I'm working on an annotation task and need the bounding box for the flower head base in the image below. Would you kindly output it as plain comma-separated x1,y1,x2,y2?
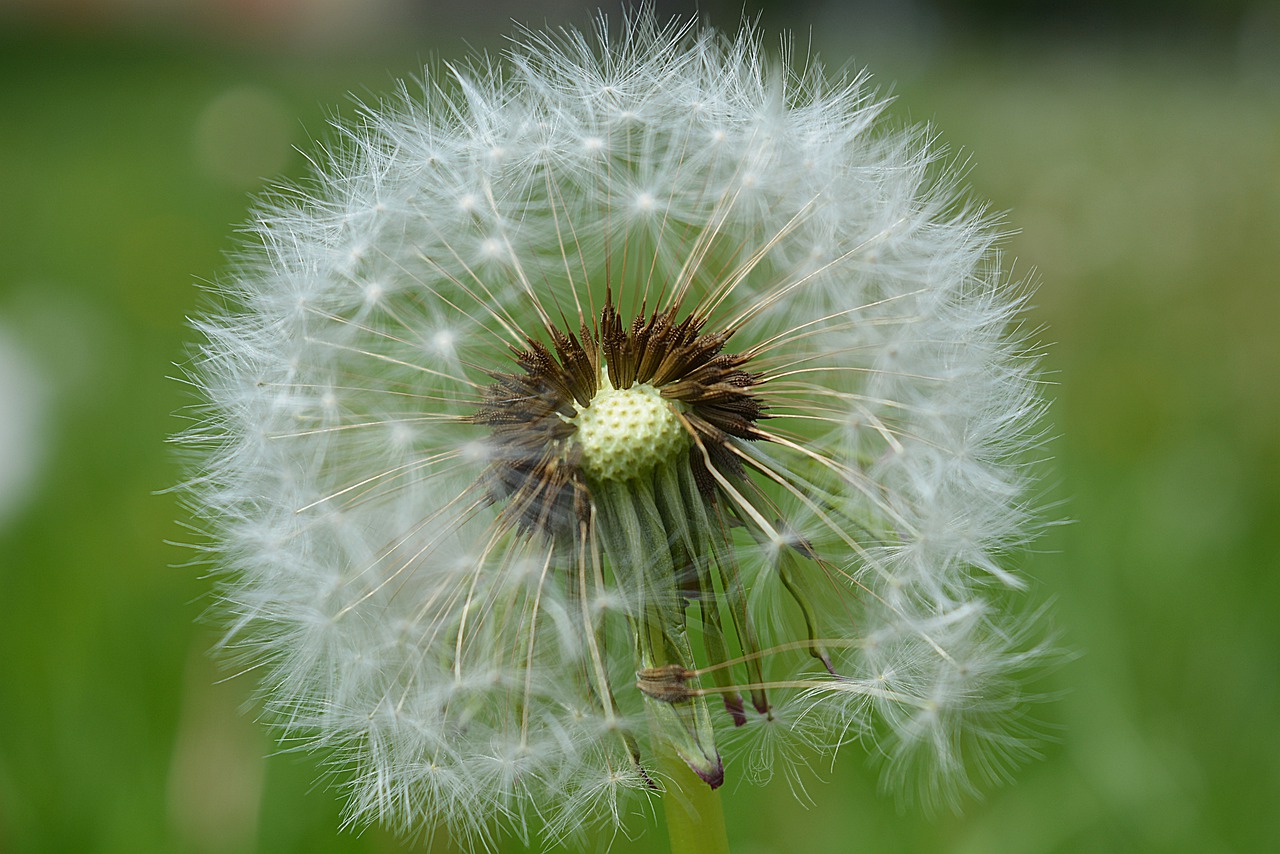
469,291,783,785
469,293,766,541
571,375,688,483
182,10,1050,848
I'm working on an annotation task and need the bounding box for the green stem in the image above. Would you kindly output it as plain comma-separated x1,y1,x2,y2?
655,725,732,854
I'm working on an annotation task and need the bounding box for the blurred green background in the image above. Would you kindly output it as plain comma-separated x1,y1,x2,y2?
1,1,1278,852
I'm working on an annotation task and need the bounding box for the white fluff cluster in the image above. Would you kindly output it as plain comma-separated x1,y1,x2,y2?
182,11,1049,848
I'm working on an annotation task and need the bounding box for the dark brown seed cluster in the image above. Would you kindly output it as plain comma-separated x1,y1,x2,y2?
468,292,769,538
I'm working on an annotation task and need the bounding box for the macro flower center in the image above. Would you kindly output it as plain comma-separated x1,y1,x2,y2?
571,374,689,483
468,291,769,539
464,294,785,785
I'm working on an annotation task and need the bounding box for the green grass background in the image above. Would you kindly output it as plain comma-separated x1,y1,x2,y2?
1,13,1278,854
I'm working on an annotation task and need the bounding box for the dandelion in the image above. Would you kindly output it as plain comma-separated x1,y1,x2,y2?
181,10,1050,852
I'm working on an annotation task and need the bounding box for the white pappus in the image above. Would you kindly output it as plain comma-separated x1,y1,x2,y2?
179,9,1053,850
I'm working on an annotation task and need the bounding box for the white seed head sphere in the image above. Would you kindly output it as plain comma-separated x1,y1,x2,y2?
181,10,1051,849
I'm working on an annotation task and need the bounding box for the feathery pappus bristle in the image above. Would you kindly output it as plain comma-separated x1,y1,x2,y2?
179,7,1053,848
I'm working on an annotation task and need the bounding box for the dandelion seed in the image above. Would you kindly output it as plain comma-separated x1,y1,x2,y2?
181,9,1051,849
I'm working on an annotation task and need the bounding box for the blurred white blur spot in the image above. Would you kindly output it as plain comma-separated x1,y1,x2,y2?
0,326,48,530
195,87,292,189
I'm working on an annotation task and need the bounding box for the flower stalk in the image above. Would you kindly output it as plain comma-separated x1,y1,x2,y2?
655,720,732,854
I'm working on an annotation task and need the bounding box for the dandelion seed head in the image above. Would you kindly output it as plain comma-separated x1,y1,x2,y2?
180,8,1053,848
